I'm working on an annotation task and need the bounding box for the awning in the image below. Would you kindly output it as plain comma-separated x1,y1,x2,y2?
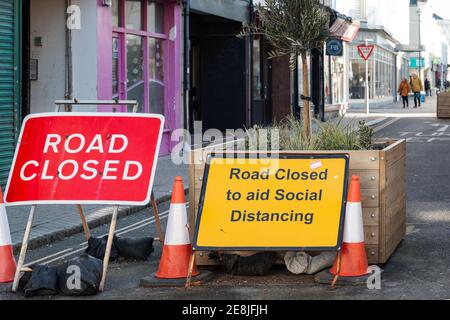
323,7,360,43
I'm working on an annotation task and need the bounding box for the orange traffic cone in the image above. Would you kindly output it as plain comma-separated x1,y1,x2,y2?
330,175,369,277
155,176,199,279
0,187,16,283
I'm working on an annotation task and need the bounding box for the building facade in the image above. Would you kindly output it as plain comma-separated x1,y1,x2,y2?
409,0,449,91
27,0,183,157
0,0,256,187
253,0,360,122
334,0,411,109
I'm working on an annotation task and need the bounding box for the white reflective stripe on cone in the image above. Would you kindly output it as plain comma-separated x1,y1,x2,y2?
164,203,191,246
0,204,12,246
343,202,365,244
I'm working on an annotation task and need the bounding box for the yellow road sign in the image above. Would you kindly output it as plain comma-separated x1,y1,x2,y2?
193,154,350,251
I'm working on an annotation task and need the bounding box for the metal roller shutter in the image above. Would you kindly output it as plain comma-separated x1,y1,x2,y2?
0,0,21,187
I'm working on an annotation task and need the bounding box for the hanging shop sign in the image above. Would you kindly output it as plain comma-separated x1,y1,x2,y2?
326,39,344,57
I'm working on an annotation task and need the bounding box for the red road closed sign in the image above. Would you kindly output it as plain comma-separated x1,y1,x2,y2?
4,113,164,206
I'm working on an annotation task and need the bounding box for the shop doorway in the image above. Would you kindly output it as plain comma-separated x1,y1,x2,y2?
189,13,247,133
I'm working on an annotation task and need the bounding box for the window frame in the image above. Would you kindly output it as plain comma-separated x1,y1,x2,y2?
112,0,169,119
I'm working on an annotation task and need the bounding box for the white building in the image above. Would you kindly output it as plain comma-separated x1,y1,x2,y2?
409,0,449,90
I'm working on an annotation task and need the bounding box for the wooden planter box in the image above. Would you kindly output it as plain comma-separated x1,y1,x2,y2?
437,92,450,119
188,139,406,265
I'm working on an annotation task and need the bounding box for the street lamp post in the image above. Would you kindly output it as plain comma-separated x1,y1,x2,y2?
363,39,374,115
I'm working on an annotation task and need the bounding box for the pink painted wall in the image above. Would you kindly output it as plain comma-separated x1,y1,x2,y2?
97,0,113,110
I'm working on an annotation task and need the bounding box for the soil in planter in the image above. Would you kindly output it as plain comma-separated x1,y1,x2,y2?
372,142,390,150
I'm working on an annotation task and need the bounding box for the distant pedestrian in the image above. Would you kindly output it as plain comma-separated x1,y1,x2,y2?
398,78,410,108
425,78,432,97
411,73,424,108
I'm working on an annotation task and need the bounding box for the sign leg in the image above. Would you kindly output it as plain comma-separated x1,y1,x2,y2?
12,205,37,292
76,204,91,240
184,252,196,289
99,205,119,292
151,192,164,243
331,250,342,287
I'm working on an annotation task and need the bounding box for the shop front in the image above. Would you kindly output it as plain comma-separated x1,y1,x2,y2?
349,44,398,103
187,0,251,133
97,0,182,156
314,8,359,120
347,27,406,109
323,41,348,116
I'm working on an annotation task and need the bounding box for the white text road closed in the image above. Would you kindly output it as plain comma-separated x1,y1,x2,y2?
20,134,142,181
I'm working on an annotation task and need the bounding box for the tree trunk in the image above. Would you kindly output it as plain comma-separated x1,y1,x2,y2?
301,52,311,138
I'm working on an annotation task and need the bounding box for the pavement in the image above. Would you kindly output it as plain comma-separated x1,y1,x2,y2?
346,94,437,117
6,155,188,252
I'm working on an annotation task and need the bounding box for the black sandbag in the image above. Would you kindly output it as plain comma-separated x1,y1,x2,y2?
220,252,277,276
114,237,154,261
20,264,59,298
86,235,119,261
57,254,103,296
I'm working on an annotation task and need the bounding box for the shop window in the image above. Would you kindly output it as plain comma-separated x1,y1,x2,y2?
112,0,168,114
349,44,396,100
112,0,121,27
148,1,164,33
331,56,345,104
253,38,262,100
112,37,120,95
125,0,143,30
349,60,373,100
149,38,164,114
126,35,144,112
